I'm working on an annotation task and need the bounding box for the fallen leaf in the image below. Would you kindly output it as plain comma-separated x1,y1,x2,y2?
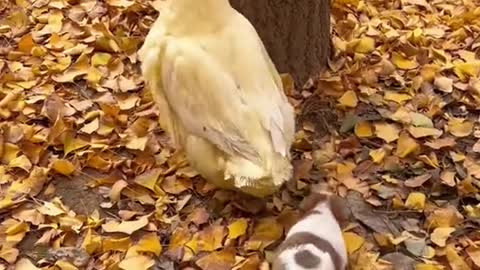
119,255,154,270
395,132,419,158
448,118,473,137
102,216,149,235
338,90,358,108
445,244,472,270
375,123,400,143
110,180,128,202
392,52,418,69
343,232,365,254
196,248,236,270
136,232,162,256
134,168,162,191
51,159,76,176
404,174,431,188
15,258,41,270
434,76,453,93
355,121,373,137
228,218,249,240
405,192,426,211
245,217,283,251
430,227,455,247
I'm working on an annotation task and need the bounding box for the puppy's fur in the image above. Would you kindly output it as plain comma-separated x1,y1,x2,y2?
272,184,349,270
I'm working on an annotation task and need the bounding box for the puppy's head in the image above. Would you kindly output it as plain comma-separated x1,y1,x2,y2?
300,183,351,226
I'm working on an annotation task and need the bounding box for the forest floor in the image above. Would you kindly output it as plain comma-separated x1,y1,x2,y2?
1,0,480,269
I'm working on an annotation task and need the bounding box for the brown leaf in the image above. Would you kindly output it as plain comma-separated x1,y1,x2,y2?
404,173,431,188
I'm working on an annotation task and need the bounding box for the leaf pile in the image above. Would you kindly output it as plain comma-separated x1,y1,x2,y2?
2,0,480,269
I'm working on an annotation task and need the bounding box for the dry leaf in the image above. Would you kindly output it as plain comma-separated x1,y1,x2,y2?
102,216,149,235
196,248,236,270
405,192,426,211
430,227,455,247
343,232,365,254
338,90,358,108
228,218,249,240
375,123,400,143
51,159,76,176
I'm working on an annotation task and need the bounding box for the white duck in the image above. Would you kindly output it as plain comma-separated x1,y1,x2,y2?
138,0,295,198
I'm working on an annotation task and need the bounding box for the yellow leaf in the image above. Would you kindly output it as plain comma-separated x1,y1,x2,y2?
196,225,226,252
430,227,455,247
55,260,77,270
51,159,76,176
420,65,441,82
37,200,66,216
2,143,20,164
392,52,418,69
102,215,149,235
448,118,473,137
405,192,426,211
228,218,248,240
408,126,442,138
63,135,89,155
52,53,89,83
196,248,236,270
161,175,192,194
82,228,102,255
440,170,456,187
103,237,132,252
369,148,386,164
426,207,464,229
338,90,358,108
167,227,192,258
46,10,63,33
375,123,399,143
353,37,375,53
245,217,283,251
86,67,103,84
343,232,364,254
86,154,111,171
384,91,412,104
134,168,162,191
80,118,99,134
92,53,112,66
110,180,128,202
15,258,41,270
466,246,480,268
136,232,162,256
119,255,154,270
18,33,35,54
9,155,32,171
0,247,18,264
395,132,419,158
354,121,373,138
415,263,445,270
107,0,136,8
434,76,453,93
125,136,148,151
445,244,472,270
454,61,480,81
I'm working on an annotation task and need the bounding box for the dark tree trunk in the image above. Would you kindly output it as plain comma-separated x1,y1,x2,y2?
230,0,331,85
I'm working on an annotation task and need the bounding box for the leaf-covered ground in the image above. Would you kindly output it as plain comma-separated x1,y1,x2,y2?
1,0,480,269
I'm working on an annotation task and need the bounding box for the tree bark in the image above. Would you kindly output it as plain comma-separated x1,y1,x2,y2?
230,0,331,85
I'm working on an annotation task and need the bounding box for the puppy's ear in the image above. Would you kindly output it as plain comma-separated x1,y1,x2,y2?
300,192,328,212
328,195,351,227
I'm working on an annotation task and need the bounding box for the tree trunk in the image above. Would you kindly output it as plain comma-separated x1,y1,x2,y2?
230,0,331,85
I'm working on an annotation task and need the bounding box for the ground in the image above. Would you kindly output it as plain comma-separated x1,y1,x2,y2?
1,0,480,269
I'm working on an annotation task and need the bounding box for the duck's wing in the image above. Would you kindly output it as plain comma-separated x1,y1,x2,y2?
160,39,262,164
138,19,187,144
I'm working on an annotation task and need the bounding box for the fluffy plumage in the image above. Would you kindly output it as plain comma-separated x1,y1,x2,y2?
138,0,295,197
